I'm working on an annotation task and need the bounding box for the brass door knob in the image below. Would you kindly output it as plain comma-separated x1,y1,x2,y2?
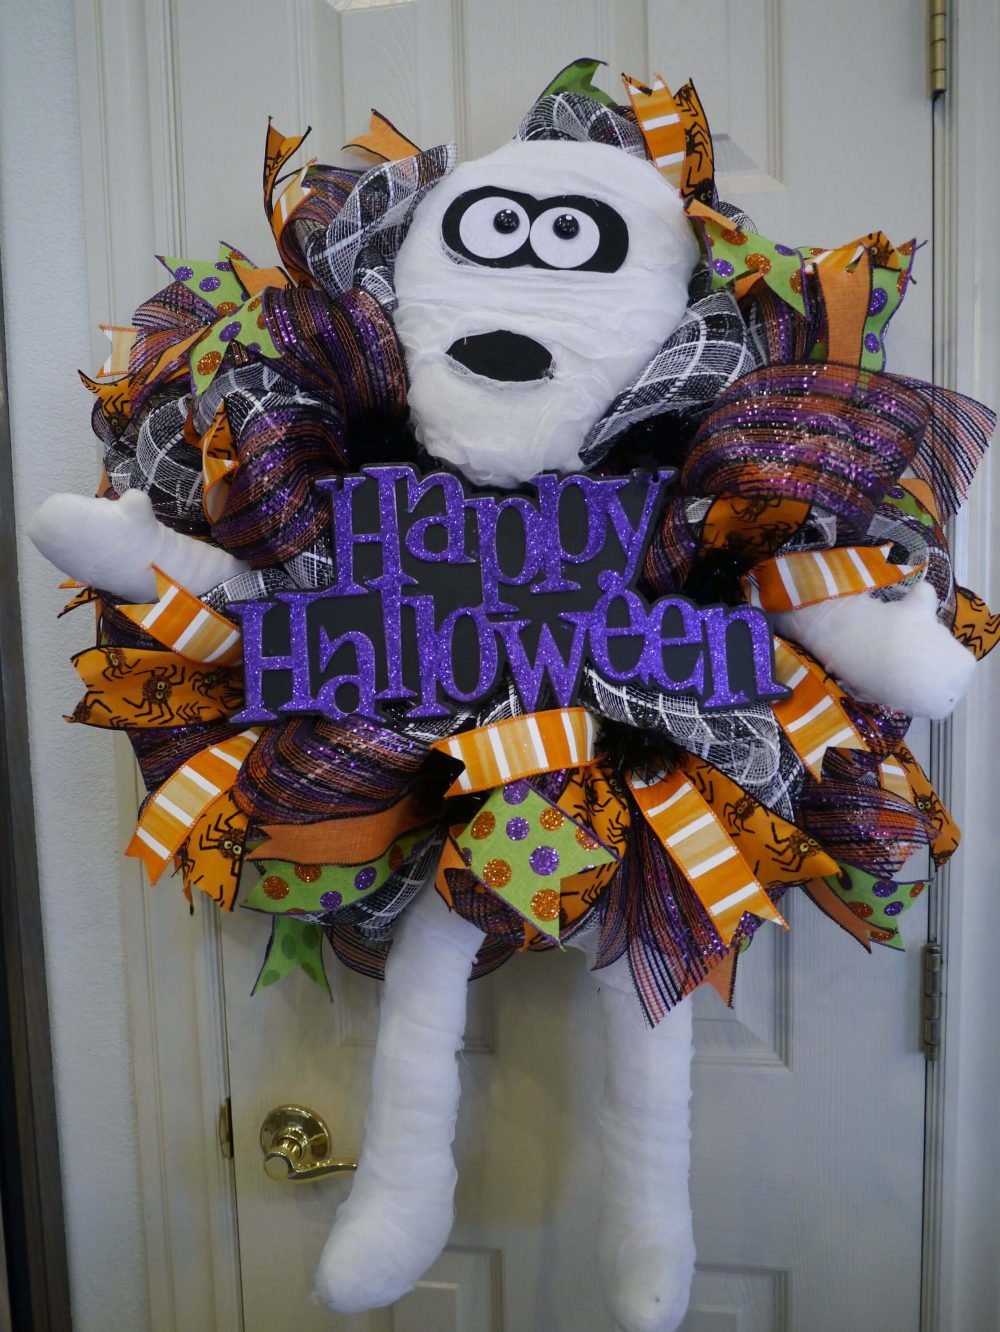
260,1104,358,1182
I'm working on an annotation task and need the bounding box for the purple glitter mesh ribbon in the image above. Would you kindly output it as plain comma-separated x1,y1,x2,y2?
593,795,778,1025
210,287,407,566
682,364,928,539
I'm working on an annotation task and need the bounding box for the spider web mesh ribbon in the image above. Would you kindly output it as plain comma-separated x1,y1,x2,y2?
516,91,647,156
285,146,457,310
579,283,758,466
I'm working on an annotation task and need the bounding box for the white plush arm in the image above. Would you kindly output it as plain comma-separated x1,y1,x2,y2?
314,883,485,1314
28,489,249,602
775,580,975,719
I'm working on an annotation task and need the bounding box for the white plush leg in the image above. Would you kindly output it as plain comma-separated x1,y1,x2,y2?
776,581,975,719
28,490,249,602
595,961,695,1332
314,883,485,1314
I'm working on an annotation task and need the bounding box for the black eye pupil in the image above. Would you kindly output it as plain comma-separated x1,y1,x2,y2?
553,213,580,239
493,209,520,234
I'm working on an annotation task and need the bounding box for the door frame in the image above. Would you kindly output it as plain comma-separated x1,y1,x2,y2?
72,3,1000,1329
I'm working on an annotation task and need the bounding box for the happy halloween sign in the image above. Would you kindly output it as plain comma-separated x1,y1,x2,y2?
230,465,787,724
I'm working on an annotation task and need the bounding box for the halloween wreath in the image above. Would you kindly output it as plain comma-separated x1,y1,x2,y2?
30,58,998,1332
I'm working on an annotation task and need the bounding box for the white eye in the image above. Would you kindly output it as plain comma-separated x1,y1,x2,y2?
530,207,601,269
457,195,531,260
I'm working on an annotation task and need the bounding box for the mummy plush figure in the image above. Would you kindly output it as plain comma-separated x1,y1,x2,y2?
29,69,993,1332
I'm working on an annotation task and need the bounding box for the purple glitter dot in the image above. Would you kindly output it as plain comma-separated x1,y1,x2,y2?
872,881,897,898
529,846,560,876
884,901,904,917
868,288,888,316
864,332,881,353
246,342,261,354
219,321,241,343
199,275,222,292
503,781,529,805
460,847,473,866
712,258,735,277
174,265,194,281
774,244,796,256
506,817,530,841
215,260,232,272
320,890,342,911
354,866,377,891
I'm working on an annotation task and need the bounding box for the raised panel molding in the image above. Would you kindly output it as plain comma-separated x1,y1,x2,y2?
692,910,790,1068
646,0,786,192
682,1265,789,1332
392,1247,503,1331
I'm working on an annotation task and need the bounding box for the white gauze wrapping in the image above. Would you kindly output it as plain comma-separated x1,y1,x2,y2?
776,581,976,719
595,960,696,1332
27,489,250,601
393,139,698,487
314,883,486,1314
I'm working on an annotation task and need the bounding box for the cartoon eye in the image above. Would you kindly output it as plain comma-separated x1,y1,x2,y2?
456,195,531,260
530,207,602,269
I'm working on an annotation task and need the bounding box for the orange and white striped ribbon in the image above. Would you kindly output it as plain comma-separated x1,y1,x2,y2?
743,544,924,612
126,727,261,882
120,568,242,666
97,324,137,378
622,74,686,186
431,708,597,796
627,769,786,943
771,637,866,778
879,757,912,801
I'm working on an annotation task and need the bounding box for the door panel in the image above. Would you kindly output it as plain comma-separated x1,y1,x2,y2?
140,1,934,1327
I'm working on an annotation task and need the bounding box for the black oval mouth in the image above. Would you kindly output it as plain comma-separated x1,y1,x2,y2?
446,330,553,383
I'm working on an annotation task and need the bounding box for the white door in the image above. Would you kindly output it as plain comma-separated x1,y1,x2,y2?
91,2,937,1329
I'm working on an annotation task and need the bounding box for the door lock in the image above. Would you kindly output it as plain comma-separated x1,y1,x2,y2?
259,1104,358,1182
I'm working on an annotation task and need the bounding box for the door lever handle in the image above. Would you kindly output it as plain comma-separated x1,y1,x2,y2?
260,1104,358,1182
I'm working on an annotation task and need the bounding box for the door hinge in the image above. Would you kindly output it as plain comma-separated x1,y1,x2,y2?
929,0,948,97
922,943,943,1061
218,1097,234,1159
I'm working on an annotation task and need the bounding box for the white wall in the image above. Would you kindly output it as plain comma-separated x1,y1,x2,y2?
0,0,150,1327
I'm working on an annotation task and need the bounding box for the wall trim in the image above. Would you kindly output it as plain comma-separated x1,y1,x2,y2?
923,1,1000,1328
0,257,72,1332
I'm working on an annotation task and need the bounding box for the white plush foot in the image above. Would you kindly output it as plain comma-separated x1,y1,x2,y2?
776,580,976,719
315,1184,455,1313
603,1232,696,1332
595,972,696,1332
28,489,249,602
313,884,485,1314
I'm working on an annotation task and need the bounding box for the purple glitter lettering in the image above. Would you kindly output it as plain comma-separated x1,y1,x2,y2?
701,606,787,709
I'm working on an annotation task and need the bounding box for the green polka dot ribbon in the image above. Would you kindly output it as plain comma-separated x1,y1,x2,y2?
824,863,926,949
158,244,283,394
882,488,937,528
253,915,329,995
690,215,809,316
452,783,617,942
245,826,431,918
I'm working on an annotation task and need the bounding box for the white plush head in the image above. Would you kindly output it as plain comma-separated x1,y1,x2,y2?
393,139,699,487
